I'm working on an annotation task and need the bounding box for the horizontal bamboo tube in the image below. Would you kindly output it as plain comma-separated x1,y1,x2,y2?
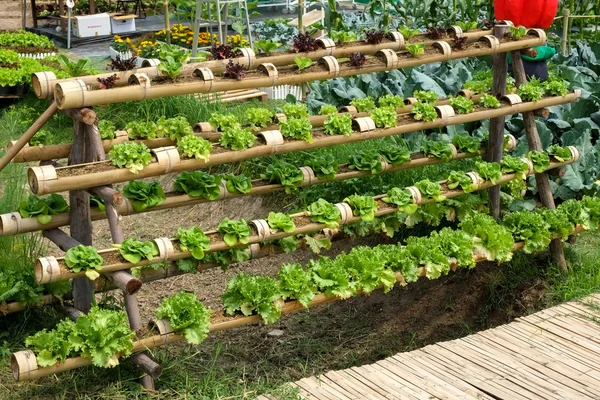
4,138,511,236
9,93,484,164
55,33,545,109
33,28,493,99
16,225,587,382
29,91,581,196
33,157,576,284
0,294,56,315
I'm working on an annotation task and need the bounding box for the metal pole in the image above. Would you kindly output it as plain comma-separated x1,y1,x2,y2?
562,8,570,56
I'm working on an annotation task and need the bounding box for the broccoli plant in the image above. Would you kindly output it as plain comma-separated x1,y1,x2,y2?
65,245,103,280
177,135,212,160
309,154,339,180
217,218,251,246
448,96,474,114
219,126,257,150
123,180,166,212
371,106,397,128
280,117,313,143
323,113,353,136
479,94,501,109
174,171,222,200
411,102,437,122
108,142,153,174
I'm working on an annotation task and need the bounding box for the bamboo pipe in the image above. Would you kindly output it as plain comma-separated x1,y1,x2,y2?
0,102,58,173
3,139,511,236
33,29,494,99
15,224,588,382
9,92,484,164
54,33,546,109
29,91,581,196
34,157,577,284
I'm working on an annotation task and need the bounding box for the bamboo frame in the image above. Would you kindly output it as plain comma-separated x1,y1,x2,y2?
14,223,589,382
32,28,494,100
2,137,517,236
28,91,581,196
33,156,577,285
54,32,546,109
9,93,485,164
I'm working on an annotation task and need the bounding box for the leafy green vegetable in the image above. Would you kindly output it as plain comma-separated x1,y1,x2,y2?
125,121,157,140
527,150,551,173
222,273,283,324
64,245,103,280
307,257,357,299
309,154,338,180
176,227,210,260
280,117,313,143
479,94,501,109
157,55,183,79
415,179,446,202
370,106,397,128
319,104,338,115
547,145,572,162
114,238,158,264
254,39,280,55
219,126,257,150
304,235,332,254
406,43,425,56
260,160,304,193
411,102,437,122
344,194,377,222
350,97,376,112
414,90,438,104
294,56,313,71
502,211,551,253
380,144,411,166
501,155,529,180
398,25,420,40
323,113,353,136
278,263,316,306
430,228,475,269
156,291,211,345
545,79,569,97
222,173,252,194
475,161,503,184
348,150,383,174
98,120,116,140
460,214,514,262
108,142,153,174
536,208,574,241
245,107,273,128
382,187,418,214
406,236,449,279
448,96,474,114
174,171,222,200
282,103,308,119
209,113,239,131
447,171,477,192
422,140,454,161
337,246,397,293
155,116,193,141
509,25,527,40
217,218,251,246
268,212,296,233
25,320,76,367
277,236,300,254
18,194,69,224
177,135,212,160
123,180,166,212
517,80,544,102
452,135,481,154
306,198,341,229
378,94,404,108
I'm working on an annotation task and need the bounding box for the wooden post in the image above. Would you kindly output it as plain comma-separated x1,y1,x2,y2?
487,24,509,220
510,51,568,271
562,8,570,56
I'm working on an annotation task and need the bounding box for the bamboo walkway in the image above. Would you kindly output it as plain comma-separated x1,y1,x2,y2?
258,294,600,400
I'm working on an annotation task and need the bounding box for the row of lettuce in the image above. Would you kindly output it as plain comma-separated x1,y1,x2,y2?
23,195,600,369
47,149,571,282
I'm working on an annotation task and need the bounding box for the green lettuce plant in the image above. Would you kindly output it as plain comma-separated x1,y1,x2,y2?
122,180,166,212
306,198,341,228
217,218,251,246
267,212,295,232
260,160,304,193
348,150,383,174
175,227,210,260
114,238,158,264
65,245,103,280
18,194,69,224
222,173,252,194
309,154,338,180
219,126,257,150
156,291,211,344
371,106,397,128
108,142,153,174
415,179,446,202
344,194,377,222
280,117,313,143
177,135,212,160
475,161,503,184
382,187,418,214
278,263,316,306
323,113,353,136
222,273,283,324
245,107,273,128
527,150,551,173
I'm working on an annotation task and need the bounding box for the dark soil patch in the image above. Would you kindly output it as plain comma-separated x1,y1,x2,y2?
56,161,118,177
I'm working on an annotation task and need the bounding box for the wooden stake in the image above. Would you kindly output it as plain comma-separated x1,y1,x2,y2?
510,50,568,271
487,24,509,220
0,102,58,173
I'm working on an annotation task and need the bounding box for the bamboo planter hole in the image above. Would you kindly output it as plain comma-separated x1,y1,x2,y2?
33,28,495,100
17,223,591,383
28,91,581,196
11,91,488,164
54,31,546,110
32,154,577,285
2,138,513,237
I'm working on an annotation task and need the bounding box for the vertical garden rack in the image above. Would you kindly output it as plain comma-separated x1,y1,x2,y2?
1,22,581,388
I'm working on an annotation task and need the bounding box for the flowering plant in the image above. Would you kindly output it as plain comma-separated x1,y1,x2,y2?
110,35,134,53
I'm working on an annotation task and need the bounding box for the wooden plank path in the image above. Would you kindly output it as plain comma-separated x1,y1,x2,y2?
258,294,600,400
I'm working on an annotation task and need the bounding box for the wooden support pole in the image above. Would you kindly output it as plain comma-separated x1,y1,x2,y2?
0,102,58,173
511,50,568,272
43,228,79,251
62,108,97,126
61,305,83,321
562,8,570,56
88,187,124,207
487,24,509,220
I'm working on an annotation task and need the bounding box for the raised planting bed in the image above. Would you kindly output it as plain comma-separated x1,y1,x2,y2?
32,27,494,99
2,136,516,236
53,30,547,109
9,92,488,163
28,91,581,196
32,152,578,285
